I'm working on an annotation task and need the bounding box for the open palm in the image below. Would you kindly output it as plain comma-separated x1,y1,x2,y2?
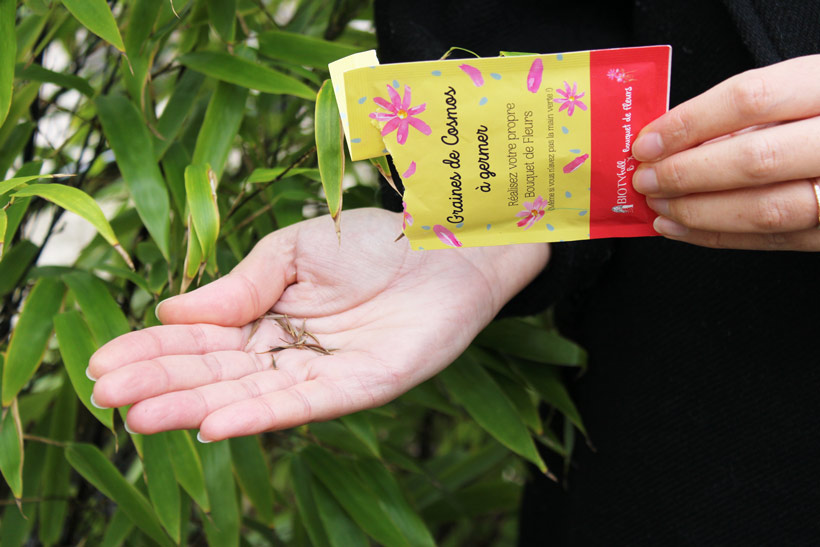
89,208,548,441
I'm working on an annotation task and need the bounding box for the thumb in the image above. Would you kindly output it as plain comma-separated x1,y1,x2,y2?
157,229,297,327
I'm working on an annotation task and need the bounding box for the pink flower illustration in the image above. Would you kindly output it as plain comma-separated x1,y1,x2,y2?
554,81,587,116
459,64,484,87
370,85,432,145
606,68,635,82
402,201,413,230
433,225,462,247
527,58,543,93
516,196,547,230
402,161,416,178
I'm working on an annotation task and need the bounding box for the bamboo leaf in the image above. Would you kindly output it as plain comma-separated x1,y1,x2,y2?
0,174,73,196
166,430,210,513
63,271,130,345
11,183,134,269
93,264,153,294
247,167,321,184
476,318,586,367
349,458,436,547
100,508,134,547
95,94,171,261
370,155,401,196
513,361,587,436
290,456,333,547
0,208,6,258
143,433,181,544
53,311,115,431
439,351,547,473
191,81,248,178
178,51,315,101
311,477,369,547
181,218,203,293
257,30,362,69
0,421,47,546
39,374,77,547
302,446,423,547
0,400,24,499
153,70,205,160
1,162,41,252
61,0,125,51
65,443,174,547
228,436,275,526
197,441,240,547
184,163,219,261
2,277,65,406
205,0,235,43
492,370,542,434
339,412,381,458
14,63,94,97
0,240,38,298
315,80,344,239
0,0,15,126
0,82,37,151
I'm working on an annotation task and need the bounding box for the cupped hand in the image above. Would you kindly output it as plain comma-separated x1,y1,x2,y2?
89,208,549,441
631,54,820,250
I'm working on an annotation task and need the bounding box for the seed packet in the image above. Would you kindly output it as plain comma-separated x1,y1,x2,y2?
330,46,671,249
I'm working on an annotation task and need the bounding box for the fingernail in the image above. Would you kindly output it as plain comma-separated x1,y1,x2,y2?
654,216,689,237
633,167,659,194
196,431,212,444
646,197,670,216
90,394,107,409
154,296,178,322
124,421,136,435
632,132,664,161
86,367,98,382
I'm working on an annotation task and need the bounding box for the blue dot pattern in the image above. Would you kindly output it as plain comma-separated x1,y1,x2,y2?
351,137,361,143
547,224,555,231
392,80,400,88
561,126,569,134
358,96,367,104
479,97,488,105
431,70,442,76
490,73,502,80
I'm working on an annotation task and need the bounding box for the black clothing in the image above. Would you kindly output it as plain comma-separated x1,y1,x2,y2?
375,0,820,544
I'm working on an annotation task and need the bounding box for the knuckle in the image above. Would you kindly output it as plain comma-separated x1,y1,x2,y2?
669,198,697,227
703,231,729,249
752,195,792,232
740,137,780,180
660,158,689,192
762,232,789,250
731,74,775,119
665,108,695,147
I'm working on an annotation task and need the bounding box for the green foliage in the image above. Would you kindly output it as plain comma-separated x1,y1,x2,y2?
0,1,584,544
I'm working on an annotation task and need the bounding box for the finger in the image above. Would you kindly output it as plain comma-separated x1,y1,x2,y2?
652,223,820,252
92,350,278,408
198,373,389,441
88,323,248,379
646,179,820,234
123,365,308,434
634,116,820,196
157,227,298,327
632,55,820,161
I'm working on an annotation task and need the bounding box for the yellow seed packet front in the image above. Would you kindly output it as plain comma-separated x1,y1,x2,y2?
333,46,671,249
